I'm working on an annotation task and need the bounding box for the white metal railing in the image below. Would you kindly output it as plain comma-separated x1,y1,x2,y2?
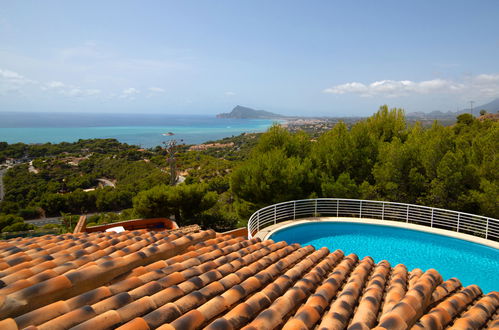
247,198,499,242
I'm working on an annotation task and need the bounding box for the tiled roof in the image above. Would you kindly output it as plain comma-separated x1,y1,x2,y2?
0,228,497,329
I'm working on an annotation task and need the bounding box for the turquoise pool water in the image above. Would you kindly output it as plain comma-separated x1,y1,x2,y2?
269,222,499,293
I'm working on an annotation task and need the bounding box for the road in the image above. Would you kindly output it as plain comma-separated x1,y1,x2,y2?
25,217,62,226
97,178,116,188
25,211,116,227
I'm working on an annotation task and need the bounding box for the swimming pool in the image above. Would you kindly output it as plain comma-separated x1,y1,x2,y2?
269,221,499,293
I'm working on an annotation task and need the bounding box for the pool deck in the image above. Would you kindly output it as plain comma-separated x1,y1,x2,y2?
254,217,499,250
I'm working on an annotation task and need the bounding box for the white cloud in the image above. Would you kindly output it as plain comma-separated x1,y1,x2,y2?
0,69,23,80
474,73,499,83
0,68,104,98
40,80,100,97
59,87,101,97
0,68,37,85
66,88,83,97
0,44,192,102
120,87,140,99
148,87,165,93
122,87,139,95
324,82,367,95
323,78,467,98
225,91,236,96
85,89,101,96
0,68,38,95
46,81,65,89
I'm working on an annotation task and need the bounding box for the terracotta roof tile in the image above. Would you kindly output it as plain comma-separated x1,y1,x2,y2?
348,260,391,328
380,264,409,315
0,227,497,329
0,227,210,318
72,310,123,330
488,311,499,329
0,317,17,330
14,300,71,328
38,304,97,329
448,291,499,329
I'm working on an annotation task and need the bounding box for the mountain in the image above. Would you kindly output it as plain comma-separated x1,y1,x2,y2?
475,98,499,113
408,97,499,119
216,105,284,119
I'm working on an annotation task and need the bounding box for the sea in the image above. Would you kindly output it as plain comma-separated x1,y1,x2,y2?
0,112,276,148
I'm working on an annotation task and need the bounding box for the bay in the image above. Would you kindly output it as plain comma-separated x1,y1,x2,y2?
0,112,276,147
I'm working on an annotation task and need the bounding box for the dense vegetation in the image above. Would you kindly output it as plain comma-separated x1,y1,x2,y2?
0,139,130,161
231,106,498,219
0,140,169,217
1,106,497,235
0,137,239,232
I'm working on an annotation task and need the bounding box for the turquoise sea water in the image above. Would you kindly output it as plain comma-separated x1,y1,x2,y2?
0,112,275,147
269,222,499,293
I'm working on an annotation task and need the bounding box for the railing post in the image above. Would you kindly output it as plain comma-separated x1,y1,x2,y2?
337,200,339,217
359,200,362,218
457,213,460,232
431,209,434,227
406,205,409,223
274,205,277,225
293,201,296,220
485,218,489,239
314,199,318,217
382,202,385,220
257,212,260,234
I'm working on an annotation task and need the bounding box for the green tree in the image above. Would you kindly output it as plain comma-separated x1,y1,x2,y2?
66,189,96,213
18,207,41,220
231,149,313,207
40,193,68,216
468,179,499,218
0,214,25,231
321,172,359,198
372,135,426,203
365,105,407,142
170,183,218,222
254,124,311,158
2,222,35,233
456,113,475,126
312,122,353,184
132,185,173,219
95,188,132,211
133,183,217,224
424,150,469,209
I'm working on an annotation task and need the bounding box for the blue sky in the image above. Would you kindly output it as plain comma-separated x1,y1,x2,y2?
1,1,499,116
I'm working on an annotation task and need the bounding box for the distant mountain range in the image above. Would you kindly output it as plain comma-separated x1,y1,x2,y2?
408,98,499,119
218,99,499,121
474,98,499,112
217,105,284,119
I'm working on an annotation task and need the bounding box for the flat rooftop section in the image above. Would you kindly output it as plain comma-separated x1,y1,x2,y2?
0,226,497,329
254,217,499,250
84,217,178,233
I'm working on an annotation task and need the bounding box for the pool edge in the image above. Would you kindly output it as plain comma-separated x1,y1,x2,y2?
257,217,499,250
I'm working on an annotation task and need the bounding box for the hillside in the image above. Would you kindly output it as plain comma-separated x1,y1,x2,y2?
408,97,499,119
475,98,499,113
216,105,284,119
